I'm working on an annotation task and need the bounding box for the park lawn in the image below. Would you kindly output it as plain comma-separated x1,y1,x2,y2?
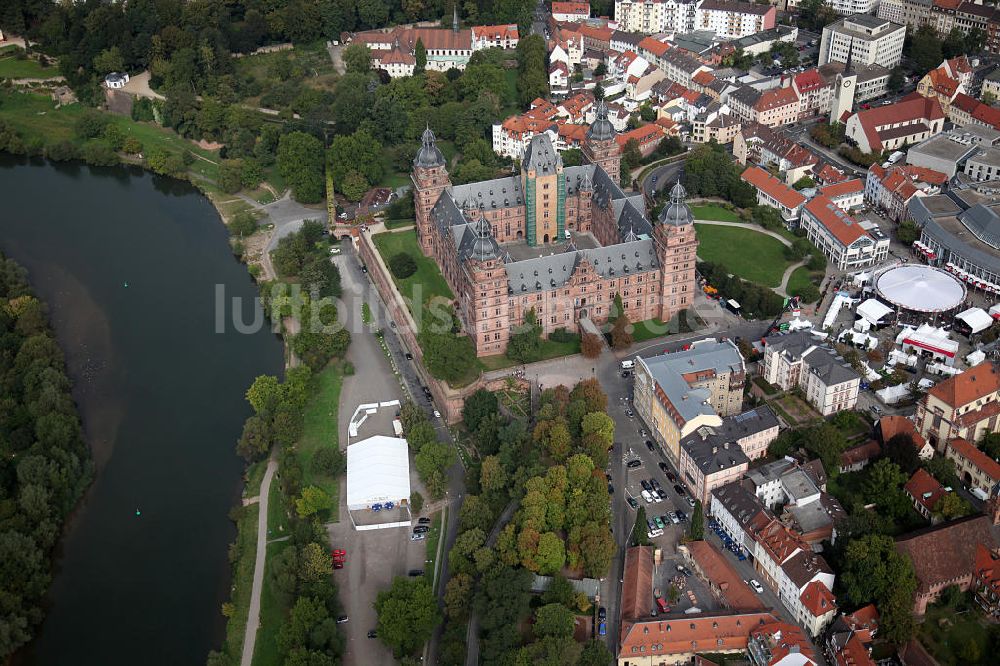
478,336,582,372
373,229,454,308
252,538,295,666
267,478,290,539
695,223,791,287
221,504,260,660
691,204,740,222
0,89,222,181
245,460,268,498
0,54,59,79
233,42,337,101
384,217,414,230
786,266,820,297
297,362,344,514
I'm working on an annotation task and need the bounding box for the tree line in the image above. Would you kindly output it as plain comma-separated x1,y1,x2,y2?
0,253,94,658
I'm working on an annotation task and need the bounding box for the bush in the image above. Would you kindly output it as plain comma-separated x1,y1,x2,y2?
793,282,821,304
45,140,79,162
229,211,258,237
81,141,120,167
410,491,424,514
548,327,578,343
122,136,143,155
74,110,110,139
389,252,417,279
311,446,346,476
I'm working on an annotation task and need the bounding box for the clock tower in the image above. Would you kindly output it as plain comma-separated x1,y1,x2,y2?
829,40,857,125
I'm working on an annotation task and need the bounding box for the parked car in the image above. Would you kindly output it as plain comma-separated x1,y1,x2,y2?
418,517,431,524
650,478,661,490
667,512,679,524
607,483,614,494
653,516,665,529
410,533,426,541
625,409,634,417
659,462,669,473
640,479,652,492
598,606,607,620
598,622,607,636
408,569,424,577
641,489,655,503
337,616,349,624
626,496,639,509
413,525,429,534
749,579,764,593
666,471,677,483
404,352,413,360
675,509,687,522
627,459,642,469
686,496,696,507
673,484,685,495
367,630,378,639
656,488,668,499
646,440,655,452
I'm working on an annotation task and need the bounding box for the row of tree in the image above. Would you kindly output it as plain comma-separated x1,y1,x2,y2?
0,254,94,657
681,142,756,208
698,260,786,319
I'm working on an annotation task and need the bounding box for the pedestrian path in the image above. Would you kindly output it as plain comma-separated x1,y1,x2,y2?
240,455,277,666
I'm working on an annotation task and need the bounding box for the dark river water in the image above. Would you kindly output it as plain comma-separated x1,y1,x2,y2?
0,155,284,665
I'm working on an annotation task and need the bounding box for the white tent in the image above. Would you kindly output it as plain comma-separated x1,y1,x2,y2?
856,299,893,326
346,435,411,511
895,324,958,365
955,307,994,335
967,350,987,367
876,384,910,404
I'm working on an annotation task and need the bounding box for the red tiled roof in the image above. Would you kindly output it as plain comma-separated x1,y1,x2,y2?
617,123,666,147
799,581,837,618
621,546,654,621
924,67,961,99
578,24,614,42
693,70,716,87
832,633,875,666
953,92,1000,130
844,604,879,642
620,611,777,658
879,415,930,454
741,166,806,210
558,123,589,142
655,117,680,135
639,36,671,57
471,24,519,41
794,68,826,93
551,1,590,15
840,440,881,468
688,541,765,611
948,437,1000,482
895,515,998,593
749,620,817,664
803,195,868,247
903,468,948,513
854,95,944,152
934,0,962,10
820,179,864,199
754,86,799,112
926,363,1000,407
381,49,415,65
974,542,1000,599
817,163,849,185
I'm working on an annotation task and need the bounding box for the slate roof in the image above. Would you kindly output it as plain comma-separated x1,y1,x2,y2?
803,345,860,386
523,133,562,175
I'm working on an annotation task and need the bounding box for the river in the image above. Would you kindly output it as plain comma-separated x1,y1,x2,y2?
0,155,285,665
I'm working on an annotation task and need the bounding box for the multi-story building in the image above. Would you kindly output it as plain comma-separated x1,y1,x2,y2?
633,339,746,466
614,0,697,35
906,126,1000,177
734,123,820,186
412,104,698,357
945,437,1000,495
692,101,742,144
819,15,906,71
826,0,881,14
800,196,890,272
865,163,946,221
351,16,518,78
678,406,779,505
792,69,835,121
878,0,933,26
728,85,801,128
695,0,777,40
551,1,591,22
844,94,945,154
903,468,949,520
819,179,865,213
741,166,807,223
914,363,1000,450
825,606,880,666
762,331,862,414
747,621,818,666
964,145,1000,182
973,542,1000,617
950,92,1000,134
650,46,712,89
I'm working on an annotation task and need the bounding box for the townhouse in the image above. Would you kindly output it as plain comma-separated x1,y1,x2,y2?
903,468,950,520
844,94,946,155
973,542,1000,617
865,163,946,222
877,415,936,460
950,92,1000,133
692,102,742,144
551,1,591,22
945,437,1000,496
819,179,865,213
792,69,835,121
734,123,820,186
825,606,879,666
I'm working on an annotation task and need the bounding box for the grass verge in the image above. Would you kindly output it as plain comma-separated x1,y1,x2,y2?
695,223,791,287
0,54,59,79
786,266,821,296
426,511,444,593
297,362,344,514
220,504,260,660
478,337,581,372
252,537,294,666
384,217,415,230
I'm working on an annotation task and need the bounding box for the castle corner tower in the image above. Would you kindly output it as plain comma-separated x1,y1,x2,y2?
583,100,621,185
654,180,698,322
412,126,450,255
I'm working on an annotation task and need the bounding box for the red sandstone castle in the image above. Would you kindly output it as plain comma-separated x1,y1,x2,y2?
412,101,698,357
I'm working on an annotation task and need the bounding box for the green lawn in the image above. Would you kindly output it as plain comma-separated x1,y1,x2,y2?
0,90,222,181
691,204,740,222
252,538,294,666
918,600,990,665
0,54,59,79
631,311,697,343
786,266,821,296
245,460,267,498
479,337,581,371
221,504,260,660
373,229,454,309
384,217,414,230
695,223,791,287
266,477,289,539
297,362,344,514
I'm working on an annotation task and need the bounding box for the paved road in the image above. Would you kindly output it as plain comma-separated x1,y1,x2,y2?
240,456,278,666
641,159,686,198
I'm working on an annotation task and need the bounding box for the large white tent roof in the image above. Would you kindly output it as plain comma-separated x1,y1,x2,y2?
875,265,965,313
346,435,411,509
956,307,994,334
856,299,893,325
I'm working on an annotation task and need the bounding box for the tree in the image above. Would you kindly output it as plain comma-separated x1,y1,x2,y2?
516,35,549,107
463,389,498,432
343,43,372,74
581,331,602,358
535,531,566,574
299,542,333,582
632,507,650,546
593,82,604,101
896,218,920,244
981,432,1000,460
507,308,543,363
444,572,473,620
229,211,259,238
581,412,615,447
580,639,613,666
690,500,704,539
908,25,943,75
92,46,124,74
246,374,282,414
295,486,332,518
802,423,848,477
885,433,920,474
480,455,508,494
328,129,384,191
933,492,971,520
414,38,427,74
409,491,424,514
888,67,905,93
840,534,917,644
278,132,325,204
375,577,442,657
388,252,417,279
534,603,575,638
863,459,906,505
610,315,633,349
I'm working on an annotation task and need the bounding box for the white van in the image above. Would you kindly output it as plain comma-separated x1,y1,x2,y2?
620,359,635,370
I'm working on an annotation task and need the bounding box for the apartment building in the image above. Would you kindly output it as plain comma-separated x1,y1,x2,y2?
950,92,1000,134
741,166,807,223
762,331,862,415
878,0,934,27
915,363,1000,450
819,179,865,212
826,0,880,14
614,0,697,34
865,163,946,221
819,15,906,70
551,1,591,22
800,196,890,271
695,0,777,40
633,339,746,466
734,123,820,186
945,437,1000,496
